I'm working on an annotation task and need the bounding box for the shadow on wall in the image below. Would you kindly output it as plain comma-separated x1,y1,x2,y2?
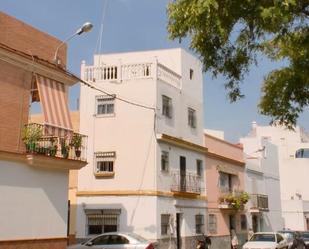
0,161,68,230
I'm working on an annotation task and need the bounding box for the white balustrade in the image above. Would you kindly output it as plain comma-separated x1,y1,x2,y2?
83,62,181,89
157,63,181,89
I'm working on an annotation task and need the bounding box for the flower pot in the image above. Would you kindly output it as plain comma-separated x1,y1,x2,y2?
75,149,81,158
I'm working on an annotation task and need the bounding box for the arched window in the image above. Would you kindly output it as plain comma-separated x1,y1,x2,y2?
295,148,309,158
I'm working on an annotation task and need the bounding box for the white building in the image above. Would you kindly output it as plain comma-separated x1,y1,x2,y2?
77,48,207,249
241,122,309,232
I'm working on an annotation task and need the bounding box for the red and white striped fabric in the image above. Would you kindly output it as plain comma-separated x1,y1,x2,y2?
36,74,73,137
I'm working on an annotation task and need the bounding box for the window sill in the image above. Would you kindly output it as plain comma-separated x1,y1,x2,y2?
94,113,115,118
94,172,115,177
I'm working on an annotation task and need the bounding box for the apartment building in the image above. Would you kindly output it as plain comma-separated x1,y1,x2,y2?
241,122,309,231
77,48,207,249
0,12,87,249
204,130,247,249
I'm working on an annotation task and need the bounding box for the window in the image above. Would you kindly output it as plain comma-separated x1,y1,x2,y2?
188,108,197,128
161,214,170,235
96,95,115,115
108,235,129,245
195,214,204,234
208,214,217,233
91,235,110,245
276,233,284,243
190,69,194,80
295,148,309,158
219,172,233,192
196,160,203,177
86,209,121,235
161,151,169,172
240,215,247,230
95,152,116,174
162,95,172,118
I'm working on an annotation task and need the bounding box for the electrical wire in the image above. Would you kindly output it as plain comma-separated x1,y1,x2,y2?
76,75,156,111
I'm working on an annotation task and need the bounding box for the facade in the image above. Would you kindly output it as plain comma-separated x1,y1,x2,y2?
241,122,309,231
77,48,207,249
31,111,81,245
0,12,87,249
204,130,247,249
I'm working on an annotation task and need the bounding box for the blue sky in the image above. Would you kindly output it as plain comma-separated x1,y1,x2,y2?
1,0,308,142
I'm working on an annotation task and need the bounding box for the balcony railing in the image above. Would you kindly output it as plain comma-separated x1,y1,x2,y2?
171,171,202,194
22,123,87,161
83,62,181,89
250,194,269,211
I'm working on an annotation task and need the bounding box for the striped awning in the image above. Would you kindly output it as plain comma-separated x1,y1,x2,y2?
36,74,73,137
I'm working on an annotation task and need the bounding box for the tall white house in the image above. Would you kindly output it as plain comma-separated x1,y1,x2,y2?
77,48,207,249
241,122,309,231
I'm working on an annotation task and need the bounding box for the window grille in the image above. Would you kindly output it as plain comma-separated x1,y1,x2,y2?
196,160,203,177
94,151,116,173
195,214,204,234
188,108,196,128
161,214,170,235
161,151,169,171
96,95,115,115
162,95,172,118
208,214,217,233
85,209,121,235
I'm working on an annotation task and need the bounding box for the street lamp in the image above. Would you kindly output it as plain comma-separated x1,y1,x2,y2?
53,22,93,65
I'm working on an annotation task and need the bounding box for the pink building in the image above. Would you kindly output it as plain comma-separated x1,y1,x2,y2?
205,132,247,248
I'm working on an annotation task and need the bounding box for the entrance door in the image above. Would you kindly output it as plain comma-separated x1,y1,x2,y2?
252,215,258,232
176,213,182,249
180,156,186,192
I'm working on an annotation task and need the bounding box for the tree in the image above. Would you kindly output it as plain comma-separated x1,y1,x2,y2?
168,0,309,127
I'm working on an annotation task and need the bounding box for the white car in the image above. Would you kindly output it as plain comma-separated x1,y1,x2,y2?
68,232,155,249
243,232,288,249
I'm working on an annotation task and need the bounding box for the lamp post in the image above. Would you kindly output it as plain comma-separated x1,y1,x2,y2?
53,22,93,65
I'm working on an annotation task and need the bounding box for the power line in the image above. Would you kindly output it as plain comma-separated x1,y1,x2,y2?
75,73,156,111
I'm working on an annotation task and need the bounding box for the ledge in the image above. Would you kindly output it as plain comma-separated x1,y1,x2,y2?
0,150,87,170
157,134,207,154
26,154,87,170
94,172,115,177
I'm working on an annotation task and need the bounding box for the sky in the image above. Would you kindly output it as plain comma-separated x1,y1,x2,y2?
1,0,308,142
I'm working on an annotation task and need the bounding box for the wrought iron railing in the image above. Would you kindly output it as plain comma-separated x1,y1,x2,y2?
22,123,87,161
250,194,269,210
170,171,202,194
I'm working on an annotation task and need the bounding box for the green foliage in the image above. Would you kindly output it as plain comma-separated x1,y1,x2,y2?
70,133,83,149
219,191,250,210
21,125,43,144
168,0,309,126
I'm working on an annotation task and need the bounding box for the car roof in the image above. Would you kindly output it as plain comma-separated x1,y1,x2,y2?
254,232,277,234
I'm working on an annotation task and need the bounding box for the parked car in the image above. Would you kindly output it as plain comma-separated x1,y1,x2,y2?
242,232,288,249
278,230,296,249
299,231,309,249
68,232,155,249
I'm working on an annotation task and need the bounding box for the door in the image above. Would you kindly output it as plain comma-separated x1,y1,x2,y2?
180,156,186,192
252,215,258,233
176,213,182,249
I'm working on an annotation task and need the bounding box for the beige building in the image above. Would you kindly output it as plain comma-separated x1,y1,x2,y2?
204,131,247,249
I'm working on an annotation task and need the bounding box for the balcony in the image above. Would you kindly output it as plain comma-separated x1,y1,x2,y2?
250,194,269,212
218,190,249,210
21,123,87,169
83,62,181,89
171,171,202,195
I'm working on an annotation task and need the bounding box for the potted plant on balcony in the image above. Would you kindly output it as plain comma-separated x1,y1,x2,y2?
219,191,250,210
70,133,82,158
21,124,43,153
60,138,70,159
48,137,58,157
